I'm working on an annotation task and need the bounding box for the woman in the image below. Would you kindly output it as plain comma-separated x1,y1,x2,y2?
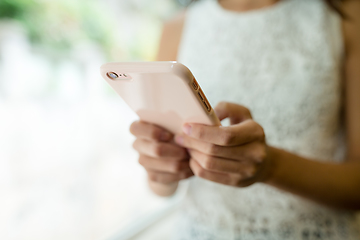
130,0,360,239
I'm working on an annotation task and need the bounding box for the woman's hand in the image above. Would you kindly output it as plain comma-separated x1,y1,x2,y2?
175,102,272,187
130,121,193,186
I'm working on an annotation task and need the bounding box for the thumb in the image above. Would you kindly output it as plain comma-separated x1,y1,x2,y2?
214,102,252,124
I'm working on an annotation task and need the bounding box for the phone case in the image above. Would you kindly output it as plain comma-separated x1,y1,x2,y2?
100,61,220,134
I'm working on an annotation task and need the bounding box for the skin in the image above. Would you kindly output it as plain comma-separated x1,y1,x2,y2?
130,0,360,209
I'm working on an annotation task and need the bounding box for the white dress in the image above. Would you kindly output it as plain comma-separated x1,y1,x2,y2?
175,0,360,239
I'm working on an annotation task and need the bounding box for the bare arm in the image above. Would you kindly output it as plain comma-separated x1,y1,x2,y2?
262,0,360,210
156,11,185,62
264,148,360,209
343,0,360,162
173,1,360,209
176,102,360,209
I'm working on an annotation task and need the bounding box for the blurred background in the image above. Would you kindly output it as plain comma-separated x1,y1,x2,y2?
0,0,188,239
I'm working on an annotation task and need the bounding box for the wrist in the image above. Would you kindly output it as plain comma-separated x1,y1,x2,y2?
258,146,281,184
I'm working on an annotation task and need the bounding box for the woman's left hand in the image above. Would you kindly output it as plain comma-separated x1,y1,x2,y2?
175,102,272,187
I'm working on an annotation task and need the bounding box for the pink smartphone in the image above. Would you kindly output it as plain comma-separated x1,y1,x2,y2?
100,61,220,134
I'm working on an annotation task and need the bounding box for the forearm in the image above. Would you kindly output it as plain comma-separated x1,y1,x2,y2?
264,146,360,210
148,178,179,197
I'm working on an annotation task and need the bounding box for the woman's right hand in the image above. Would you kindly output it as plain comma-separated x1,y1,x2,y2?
130,121,193,187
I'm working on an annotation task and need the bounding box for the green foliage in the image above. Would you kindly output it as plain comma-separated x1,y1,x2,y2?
0,0,116,58
0,0,32,19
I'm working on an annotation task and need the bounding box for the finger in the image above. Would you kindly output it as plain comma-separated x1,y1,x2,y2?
190,159,235,185
139,154,191,174
182,120,265,146
130,121,172,142
147,169,194,184
190,159,258,187
133,138,188,159
189,150,256,176
176,135,266,163
214,102,252,124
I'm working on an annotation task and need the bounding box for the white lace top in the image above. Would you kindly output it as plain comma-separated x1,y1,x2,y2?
175,0,360,239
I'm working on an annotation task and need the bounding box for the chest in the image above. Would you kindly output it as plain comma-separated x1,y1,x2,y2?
178,0,344,159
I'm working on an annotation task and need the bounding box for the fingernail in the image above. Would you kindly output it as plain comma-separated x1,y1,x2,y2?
160,132,171,141
175,135,184,145
183,124,192,135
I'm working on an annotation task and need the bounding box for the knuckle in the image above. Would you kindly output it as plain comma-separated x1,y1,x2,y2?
154,143,165,157
249,119,257,128
253,122,265,140
203,157,215,170
245,108,251,118
150,127,162,140
194,127,206,140
170,162,182,173
197,168,207,178
177,148,189,160
218,101,229,110
240,163,255,177
239,105,251,119
221,129,235,145
254,144,267,162
258,126,265,140
259,146,267,161
207,144,219,155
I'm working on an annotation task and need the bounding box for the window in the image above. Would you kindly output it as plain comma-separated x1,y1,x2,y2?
0,1,185,239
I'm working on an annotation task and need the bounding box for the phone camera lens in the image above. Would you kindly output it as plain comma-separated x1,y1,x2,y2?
107,72,119,79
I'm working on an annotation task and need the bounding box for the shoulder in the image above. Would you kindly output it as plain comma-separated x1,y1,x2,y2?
340,0,360,161
156,10,186,61
341,0,360,54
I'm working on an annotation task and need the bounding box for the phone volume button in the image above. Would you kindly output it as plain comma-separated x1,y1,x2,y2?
198,92,204,101
192,78,199,90
203,100,211,112
198,89,211,112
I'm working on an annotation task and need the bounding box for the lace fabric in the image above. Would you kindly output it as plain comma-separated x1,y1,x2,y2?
174,0,360,239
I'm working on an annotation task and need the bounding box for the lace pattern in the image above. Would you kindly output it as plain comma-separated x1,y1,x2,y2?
174,0,360,239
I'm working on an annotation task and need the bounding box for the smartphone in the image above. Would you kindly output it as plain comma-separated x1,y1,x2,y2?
100,61,220,134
